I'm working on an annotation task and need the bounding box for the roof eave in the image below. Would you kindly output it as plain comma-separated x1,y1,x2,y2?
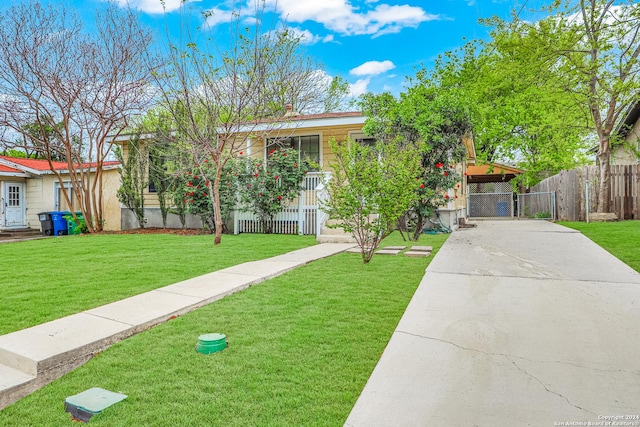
616,100,640,137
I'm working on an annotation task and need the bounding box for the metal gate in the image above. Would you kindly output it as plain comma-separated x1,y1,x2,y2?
467,182,514,218
517,192,556,220
468,192,514,217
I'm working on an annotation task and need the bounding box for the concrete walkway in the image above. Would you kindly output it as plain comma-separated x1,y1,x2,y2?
346,220,640,426
0,242,355,409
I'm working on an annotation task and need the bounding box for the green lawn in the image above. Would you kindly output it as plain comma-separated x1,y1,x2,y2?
0,232,448,426
0,233,316,335
560,220,640,272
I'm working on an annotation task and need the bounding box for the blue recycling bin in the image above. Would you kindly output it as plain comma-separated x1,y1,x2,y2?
39,212,69,236
496,201,509,217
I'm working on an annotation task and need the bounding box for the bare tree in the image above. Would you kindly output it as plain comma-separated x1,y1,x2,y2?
0,1,158,231
153,1,332,245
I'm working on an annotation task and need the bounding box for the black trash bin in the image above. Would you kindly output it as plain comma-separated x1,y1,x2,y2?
38,211,69,236
38,212,54,236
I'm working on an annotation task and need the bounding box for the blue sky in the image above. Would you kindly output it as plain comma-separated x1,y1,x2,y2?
37,0,546,96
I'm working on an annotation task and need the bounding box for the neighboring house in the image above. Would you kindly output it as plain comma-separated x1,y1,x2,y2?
611,100,640,165
0,156,121,232
112,111,477,234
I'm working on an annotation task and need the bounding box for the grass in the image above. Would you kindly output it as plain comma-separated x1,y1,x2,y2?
0,232,448,426
0,233,316,335
559,220,640,272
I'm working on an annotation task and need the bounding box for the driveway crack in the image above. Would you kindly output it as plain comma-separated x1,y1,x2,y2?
396,330,596,415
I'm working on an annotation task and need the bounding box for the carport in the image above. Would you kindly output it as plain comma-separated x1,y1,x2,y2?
466,163,523,218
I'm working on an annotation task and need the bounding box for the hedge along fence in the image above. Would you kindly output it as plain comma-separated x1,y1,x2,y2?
530,164,640,221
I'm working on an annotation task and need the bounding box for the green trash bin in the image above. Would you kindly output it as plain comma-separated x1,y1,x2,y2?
66,212,85,235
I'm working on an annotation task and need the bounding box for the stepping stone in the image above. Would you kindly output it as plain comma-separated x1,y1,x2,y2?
382,246,406,251
404,251,431,257
410,246,433,252
376,249,402,255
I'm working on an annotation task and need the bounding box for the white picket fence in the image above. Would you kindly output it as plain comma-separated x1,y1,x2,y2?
233,172,328,235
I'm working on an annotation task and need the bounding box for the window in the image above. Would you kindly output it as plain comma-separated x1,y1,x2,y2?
55,183,77,211
8,185,20,207
266,135,320,168
350,131,376,147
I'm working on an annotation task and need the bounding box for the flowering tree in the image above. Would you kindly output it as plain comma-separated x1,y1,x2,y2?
175,160,238,233
361,82,470,241
237,148,309,233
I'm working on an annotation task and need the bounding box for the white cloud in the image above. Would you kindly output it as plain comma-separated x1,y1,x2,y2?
266,0,438,37
203,7,237,27
349,60,395,76
112,0,193,14
288,27,333,45
196,0,441,38
349,78,370,97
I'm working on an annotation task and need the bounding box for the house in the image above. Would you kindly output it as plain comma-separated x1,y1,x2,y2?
112,111,476,234
0,156,121,232
611,100,640,164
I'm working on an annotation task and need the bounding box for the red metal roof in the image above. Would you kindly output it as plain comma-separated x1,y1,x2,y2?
0,156,119,172
0,156,68,171
0,163,23,173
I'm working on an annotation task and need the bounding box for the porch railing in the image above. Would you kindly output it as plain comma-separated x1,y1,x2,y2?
233,172,328,235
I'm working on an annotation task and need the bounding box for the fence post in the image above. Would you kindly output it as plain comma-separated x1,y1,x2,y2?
586,181,590,223
298,188,305,235
233,209,239,235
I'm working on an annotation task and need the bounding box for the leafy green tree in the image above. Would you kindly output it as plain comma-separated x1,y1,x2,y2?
361,82,470,240
115,133,148,228
148,141,173,228
451,0,640,210
324,138,422,263
429,27,590,189
544,0,640,212
237,147,310,233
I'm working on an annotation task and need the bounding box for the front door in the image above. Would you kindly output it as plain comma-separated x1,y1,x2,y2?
3,182,26,228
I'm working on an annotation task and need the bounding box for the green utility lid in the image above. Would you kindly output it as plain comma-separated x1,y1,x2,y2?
196,333,227,354
64,387,127,422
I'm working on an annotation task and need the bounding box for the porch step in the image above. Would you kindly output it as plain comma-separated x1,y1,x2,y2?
316,233,357,244
0,363,35,390
0,228,43,243
320,225,349,235
316,219,357,243
0,363,36,409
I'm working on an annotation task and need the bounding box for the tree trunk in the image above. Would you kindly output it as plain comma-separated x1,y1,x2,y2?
213,165,223,245
596,146,611,213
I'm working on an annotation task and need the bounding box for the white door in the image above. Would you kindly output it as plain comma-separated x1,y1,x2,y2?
3,182,26,227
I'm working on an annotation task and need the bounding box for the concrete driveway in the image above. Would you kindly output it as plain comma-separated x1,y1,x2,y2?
346,220,640,426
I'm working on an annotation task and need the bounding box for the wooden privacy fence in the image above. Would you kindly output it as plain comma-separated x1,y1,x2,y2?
530,165,640,221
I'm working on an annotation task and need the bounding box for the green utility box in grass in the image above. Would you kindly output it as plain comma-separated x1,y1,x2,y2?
64,387,127,422
196,333,228,354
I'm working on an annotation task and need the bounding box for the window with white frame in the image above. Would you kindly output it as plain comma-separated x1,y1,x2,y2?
266,135,320,168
